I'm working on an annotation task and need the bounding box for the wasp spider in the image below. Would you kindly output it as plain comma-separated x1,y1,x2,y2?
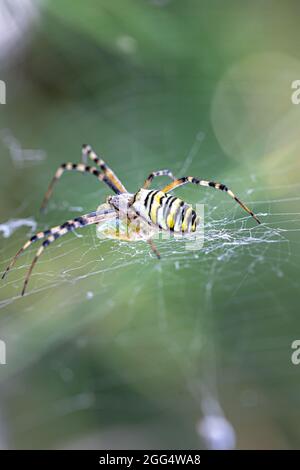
2,145,261,295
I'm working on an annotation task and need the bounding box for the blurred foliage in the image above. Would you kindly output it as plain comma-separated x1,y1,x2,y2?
0,0,300,449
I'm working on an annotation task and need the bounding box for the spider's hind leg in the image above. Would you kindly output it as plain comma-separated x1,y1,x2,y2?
162,177,261,224
142,169,176,189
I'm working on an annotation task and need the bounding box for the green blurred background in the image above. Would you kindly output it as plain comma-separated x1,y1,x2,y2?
0,0,300,449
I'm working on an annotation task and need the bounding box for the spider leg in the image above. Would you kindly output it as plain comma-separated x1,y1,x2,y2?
2,225,61,281
40,163,121,212
142,169,176,189
128,205,162,258
162,177,261,224
2,209,114,295
82,145,127,194
147,239,161,259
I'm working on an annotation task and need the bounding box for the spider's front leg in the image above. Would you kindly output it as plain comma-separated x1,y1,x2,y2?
2,209,115,296
40,162,122,213
82,145,127,193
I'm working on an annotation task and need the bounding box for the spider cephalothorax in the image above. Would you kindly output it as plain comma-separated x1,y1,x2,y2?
2,144,260,295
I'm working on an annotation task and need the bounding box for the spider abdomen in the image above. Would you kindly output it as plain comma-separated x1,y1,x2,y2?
132,189,198,233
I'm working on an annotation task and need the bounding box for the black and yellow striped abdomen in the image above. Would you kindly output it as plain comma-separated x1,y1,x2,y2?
132,189,199,233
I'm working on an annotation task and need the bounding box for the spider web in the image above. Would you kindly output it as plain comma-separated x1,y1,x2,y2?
0,141,298,449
